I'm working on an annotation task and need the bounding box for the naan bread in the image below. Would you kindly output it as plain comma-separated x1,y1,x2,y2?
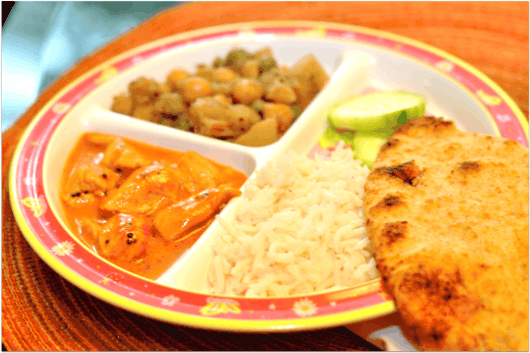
363,117,529,351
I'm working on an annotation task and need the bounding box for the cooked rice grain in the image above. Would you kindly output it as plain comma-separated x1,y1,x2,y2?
208,142,379,297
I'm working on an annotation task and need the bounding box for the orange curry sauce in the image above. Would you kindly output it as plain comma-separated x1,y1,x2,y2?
60,132,247,279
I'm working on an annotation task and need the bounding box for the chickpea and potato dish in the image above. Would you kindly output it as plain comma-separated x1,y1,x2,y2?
111,47,329,146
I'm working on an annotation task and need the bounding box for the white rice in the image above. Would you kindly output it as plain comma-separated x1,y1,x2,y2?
207,142,379,297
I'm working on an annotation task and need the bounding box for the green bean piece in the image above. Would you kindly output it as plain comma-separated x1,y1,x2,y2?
159,118,172,127
170,116,192,132
225,49,255,69
258,57,277,74
213,57,225,68
290,105,302,120
251,99,266,112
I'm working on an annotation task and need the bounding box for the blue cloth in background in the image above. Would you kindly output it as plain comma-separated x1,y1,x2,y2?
2,1,181,131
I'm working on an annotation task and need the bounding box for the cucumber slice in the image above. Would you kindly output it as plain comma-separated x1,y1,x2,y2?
328,91,426,132
319,124,356,149
352,132,388,168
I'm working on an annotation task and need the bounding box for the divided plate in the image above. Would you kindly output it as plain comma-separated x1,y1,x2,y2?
9,21,528,332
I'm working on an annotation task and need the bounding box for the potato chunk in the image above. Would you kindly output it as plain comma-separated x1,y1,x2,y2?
189,97,237,138
234,118,280,147
227,104,261,134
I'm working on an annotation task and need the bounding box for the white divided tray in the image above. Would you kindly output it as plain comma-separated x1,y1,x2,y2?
43,38,491,295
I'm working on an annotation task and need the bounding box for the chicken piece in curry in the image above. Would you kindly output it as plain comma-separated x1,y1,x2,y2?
60,132,247,279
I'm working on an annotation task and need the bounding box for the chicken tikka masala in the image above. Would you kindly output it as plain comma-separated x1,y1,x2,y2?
60,132,247,279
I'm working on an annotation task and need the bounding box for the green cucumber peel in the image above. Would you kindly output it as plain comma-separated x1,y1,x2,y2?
328,91,426,132
319,124,356,149
352,132,388,168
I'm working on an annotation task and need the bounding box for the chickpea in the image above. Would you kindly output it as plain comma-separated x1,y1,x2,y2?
154,93,186,116
128,77,161,106
212,67,238,83
262,103,294,133
159,83,171,94
111,93,132,115
195,65,214,81
232,78,263,105
166,69,190,91
265,80,297,105
179,76,214,104
132,104,157,122
240,60,260,79
212,82,233,96
213,94,232,106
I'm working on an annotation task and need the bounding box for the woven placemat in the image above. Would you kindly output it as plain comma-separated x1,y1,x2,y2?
1,200,378,351
3,2,528,351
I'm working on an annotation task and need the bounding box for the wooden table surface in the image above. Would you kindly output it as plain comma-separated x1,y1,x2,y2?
2,2,528,351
